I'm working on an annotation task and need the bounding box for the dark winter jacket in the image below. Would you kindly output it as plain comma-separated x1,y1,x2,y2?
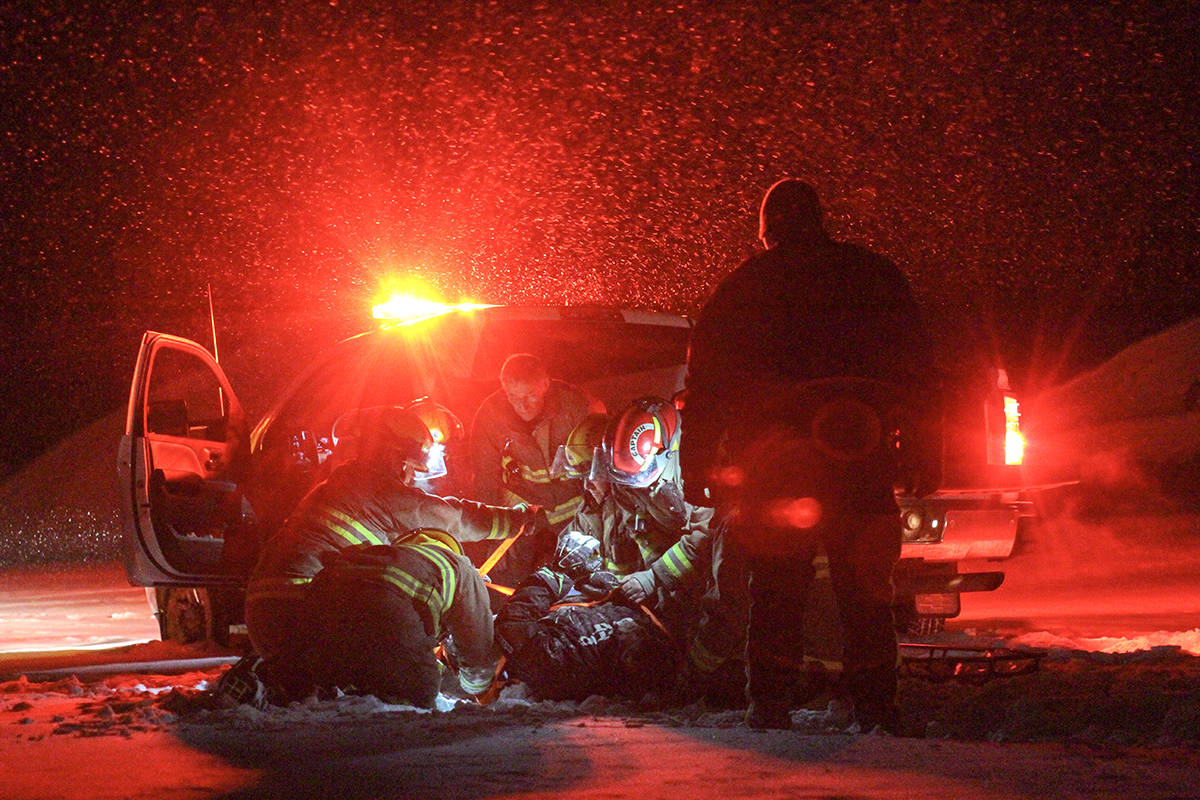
494,568,678,701
682,235,938,512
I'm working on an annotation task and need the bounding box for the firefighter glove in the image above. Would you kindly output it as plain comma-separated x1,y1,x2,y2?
617,569,657,604
526,506,553,539
577,570,620,600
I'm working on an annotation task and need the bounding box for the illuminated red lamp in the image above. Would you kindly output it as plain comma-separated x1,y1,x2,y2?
1003,394,1025,465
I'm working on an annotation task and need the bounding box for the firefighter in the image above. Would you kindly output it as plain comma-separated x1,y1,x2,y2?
565,399,747,703
244,404,549,701
680,178,940,732
288,533,497,708
493,531,679,701
468,352,605,587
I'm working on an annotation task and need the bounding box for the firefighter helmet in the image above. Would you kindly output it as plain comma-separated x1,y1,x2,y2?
605,396,680,488
405,398,464,445
335,406,437,474
550,412,611,479
404,398,463,479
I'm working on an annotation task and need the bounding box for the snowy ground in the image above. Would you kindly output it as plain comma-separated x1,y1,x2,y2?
2,636,1199,800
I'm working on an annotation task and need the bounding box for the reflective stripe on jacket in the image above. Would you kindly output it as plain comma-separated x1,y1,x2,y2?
566,482,712,588
248,459,535,600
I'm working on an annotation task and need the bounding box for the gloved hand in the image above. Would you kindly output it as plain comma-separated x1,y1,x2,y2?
577,570,620,600
525,506,553,538
617,569,657,604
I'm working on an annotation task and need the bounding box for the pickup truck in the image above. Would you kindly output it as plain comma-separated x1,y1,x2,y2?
118,303,1033,643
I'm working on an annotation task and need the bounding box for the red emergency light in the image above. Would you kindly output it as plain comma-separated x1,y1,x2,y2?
371,293,494,325
1003,394,1025,465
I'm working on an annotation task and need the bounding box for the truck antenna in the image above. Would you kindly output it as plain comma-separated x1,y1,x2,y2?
207,283,221,364
207,283,225,411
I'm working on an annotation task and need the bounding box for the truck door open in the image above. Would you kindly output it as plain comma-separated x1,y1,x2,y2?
118,331,248,587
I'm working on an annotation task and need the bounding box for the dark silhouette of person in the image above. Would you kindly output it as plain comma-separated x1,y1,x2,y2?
681,178,940,732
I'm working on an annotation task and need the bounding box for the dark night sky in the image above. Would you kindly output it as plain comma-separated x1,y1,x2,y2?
2,1,1197,477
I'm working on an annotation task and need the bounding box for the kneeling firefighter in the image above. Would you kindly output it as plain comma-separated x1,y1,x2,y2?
244,403,550,703
294,533,497,707
561,400,747,701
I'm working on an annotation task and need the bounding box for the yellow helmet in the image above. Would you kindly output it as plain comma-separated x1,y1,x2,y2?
551,412,611,479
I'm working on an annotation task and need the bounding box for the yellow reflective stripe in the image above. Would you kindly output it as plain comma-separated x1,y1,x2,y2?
546,496,582,525
502,461,553,483
320,507,385,546
489,511,519,541
407,544,458,616
659,541,694,581
245,576,312,603
379,565,445,629
457,667,494,696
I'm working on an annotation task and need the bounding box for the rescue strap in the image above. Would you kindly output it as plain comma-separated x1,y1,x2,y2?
477,530,524,596
478,532,521,577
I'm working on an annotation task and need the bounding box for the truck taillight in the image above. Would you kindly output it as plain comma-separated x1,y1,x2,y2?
1003,395,1025,465
986,368,1025,467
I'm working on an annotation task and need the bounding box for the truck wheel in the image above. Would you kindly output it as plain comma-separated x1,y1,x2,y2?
157,587,221,644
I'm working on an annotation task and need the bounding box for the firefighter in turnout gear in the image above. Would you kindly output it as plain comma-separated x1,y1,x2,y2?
469,353,604,588
245,405,549,701
293,533,497,708
681,178,940,732
494,532,679,701
565,399,747,702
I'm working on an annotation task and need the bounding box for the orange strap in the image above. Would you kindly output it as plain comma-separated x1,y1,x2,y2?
477,531,523,595
473,654,508,706
478,532,521,577
549,591,677,647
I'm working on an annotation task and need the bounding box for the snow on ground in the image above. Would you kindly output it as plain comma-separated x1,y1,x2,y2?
2,640,1200,800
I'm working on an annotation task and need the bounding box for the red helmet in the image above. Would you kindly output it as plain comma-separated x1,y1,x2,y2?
605,396,680,488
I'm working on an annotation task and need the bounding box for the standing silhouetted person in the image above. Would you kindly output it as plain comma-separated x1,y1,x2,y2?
681,178,940,732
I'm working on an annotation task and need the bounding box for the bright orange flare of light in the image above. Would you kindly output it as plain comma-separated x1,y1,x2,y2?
371,294,494,324
767,496,823,529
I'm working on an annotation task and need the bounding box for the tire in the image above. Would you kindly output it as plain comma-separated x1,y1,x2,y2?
157,587,218,644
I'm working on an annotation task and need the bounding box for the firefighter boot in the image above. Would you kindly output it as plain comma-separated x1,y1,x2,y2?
744,665,796,730
846,665,902,735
